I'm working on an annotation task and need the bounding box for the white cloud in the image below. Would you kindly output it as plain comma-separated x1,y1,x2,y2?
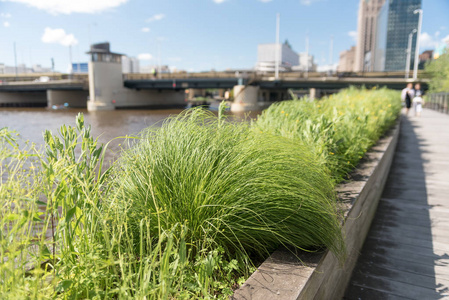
138,53,153,60
443,35,449,44
41,27,78,46
141,27,150,32
259,0,272,2
1,13,12,18
3,21,10,27
4,0,128,15
348,30,357,42
213,0,227,3
418,32,449,51
419,32,438,50
146,13,165,22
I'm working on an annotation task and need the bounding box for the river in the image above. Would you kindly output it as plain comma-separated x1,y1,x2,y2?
0,107,261,159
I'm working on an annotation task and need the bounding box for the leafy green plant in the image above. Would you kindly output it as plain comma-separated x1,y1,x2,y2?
0,87,401,298
254,87,401,183
106,106,345,268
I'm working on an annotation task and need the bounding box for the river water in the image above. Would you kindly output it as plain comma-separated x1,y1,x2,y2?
1,107,260,159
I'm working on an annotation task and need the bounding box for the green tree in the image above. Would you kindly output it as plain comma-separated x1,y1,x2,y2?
425,49,449,93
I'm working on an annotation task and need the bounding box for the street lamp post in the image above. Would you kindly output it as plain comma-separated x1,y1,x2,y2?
305,34,309,79
413,9,423,81
405,29,417,79
275,13,280,80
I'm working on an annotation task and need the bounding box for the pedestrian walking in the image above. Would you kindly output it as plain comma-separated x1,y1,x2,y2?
401,83,414,115
413,83,424,117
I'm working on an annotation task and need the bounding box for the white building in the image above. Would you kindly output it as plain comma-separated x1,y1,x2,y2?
0,64,17,74
0,63,52,74
292,52,316,72
354,0,386,72
122,56,140,73
255,41,299,72
140,65,170,74
32,64,52,73
337,46,356,72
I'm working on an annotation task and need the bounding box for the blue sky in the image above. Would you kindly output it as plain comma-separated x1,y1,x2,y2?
0,0,448,72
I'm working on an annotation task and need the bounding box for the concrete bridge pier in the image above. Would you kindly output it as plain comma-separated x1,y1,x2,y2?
86,44,124,111
187,88,206,100
309,88,322,100
231,85,260,112
47,90,89,108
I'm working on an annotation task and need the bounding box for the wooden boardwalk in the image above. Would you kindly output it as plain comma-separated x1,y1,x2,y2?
344,109,449,300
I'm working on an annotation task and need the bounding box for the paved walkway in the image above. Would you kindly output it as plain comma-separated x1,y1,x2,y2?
344,109,449,300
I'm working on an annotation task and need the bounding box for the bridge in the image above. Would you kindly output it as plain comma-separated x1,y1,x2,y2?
0,79,86,92
123,74,425,90
0,78,88,108
0,70,430,110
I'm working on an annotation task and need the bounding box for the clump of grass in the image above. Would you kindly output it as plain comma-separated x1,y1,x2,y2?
106,107,345,263
254,87,401,182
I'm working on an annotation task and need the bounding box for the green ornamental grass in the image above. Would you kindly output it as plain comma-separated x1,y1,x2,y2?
106,107,345,261
0,87,401,299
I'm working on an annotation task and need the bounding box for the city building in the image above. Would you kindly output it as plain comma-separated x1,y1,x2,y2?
140,65,170,74
71,63,88,73
418,50,433,69
0,63,52,74
292,53,316,72
122,56,140,73
255,41,299,72
373,0,421,71
354,0,386,72
0,64,17,74
337,46,356,72
32,64,52,73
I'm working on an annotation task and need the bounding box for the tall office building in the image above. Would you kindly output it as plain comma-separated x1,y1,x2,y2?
374,0,421,71
354,0,386,72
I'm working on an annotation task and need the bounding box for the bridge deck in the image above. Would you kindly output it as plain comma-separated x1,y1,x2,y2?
344,109,449,299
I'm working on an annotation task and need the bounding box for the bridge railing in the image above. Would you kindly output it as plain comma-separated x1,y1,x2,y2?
425,92,449,114
0,73,88,82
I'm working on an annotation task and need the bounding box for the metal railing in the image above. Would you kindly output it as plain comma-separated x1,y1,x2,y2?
425,93,449,114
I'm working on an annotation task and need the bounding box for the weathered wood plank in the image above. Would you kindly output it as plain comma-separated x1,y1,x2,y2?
345,110,449,299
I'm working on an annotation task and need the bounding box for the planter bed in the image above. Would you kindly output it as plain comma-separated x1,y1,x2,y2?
233,120,400,300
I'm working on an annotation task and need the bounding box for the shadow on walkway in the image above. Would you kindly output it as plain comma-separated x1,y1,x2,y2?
344,116,449,299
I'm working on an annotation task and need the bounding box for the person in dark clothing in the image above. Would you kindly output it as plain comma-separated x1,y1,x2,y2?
401,83,414,115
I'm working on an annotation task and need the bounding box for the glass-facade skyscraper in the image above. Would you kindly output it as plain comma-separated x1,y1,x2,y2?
374,0,421,72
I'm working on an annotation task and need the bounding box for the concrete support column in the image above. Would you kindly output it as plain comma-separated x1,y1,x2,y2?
231,85,260,112
187,88,206,100
87,60,122,111
309,88,321,100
